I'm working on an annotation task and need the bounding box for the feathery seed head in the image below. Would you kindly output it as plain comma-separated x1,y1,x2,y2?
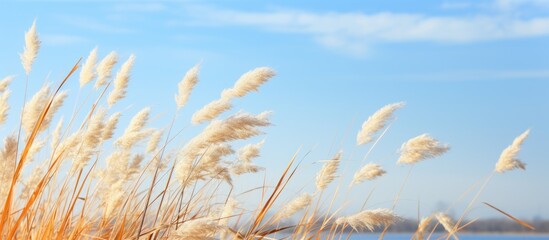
20,20,40,75
79,47,98,87
108,54,135,107
315,151,342,191
351,163,386,185
397,134,449,165
357,102,405,145
176,63,200,110
95,51,118,89
495,129,529,173
335,208,398,232
277,193,312,219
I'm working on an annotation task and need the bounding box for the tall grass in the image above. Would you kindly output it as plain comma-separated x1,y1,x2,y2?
0,21,535,240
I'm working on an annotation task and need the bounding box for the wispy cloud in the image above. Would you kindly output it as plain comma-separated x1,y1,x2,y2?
42,34,88,45
58,16,133,34
113,3,167,13
380,69,549,82
183,5,549,55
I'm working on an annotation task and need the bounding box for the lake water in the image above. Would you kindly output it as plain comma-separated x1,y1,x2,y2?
348,233,549,240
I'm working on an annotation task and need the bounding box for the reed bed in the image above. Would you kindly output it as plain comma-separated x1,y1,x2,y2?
0,21,535,240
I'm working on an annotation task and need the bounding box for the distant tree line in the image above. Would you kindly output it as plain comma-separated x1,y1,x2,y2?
386,218,549,233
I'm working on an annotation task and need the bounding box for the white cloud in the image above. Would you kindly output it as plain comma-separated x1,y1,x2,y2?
58,16,133,33
380,69,549,82
42,34,88,45
493,0,549,10
184,6,549,55
113,3,167,12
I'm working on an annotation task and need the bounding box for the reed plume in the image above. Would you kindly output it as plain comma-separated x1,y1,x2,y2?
172,219,222,240
397,134,449,165
435,212,457,238
72,108,106,172
231,140,265,175
115,107,151,149
108,54,135,107
315,151,342,191
146,129,163,153
192,67,275,124
0,90,10,125
191,98,232,124
351,162,386,186
102,112,121,141
20,20,40,75
357,102,404,145
95,51,118,89
79,47,98,87
218,198,238,239
221,67,275,99
0,75,13,92
495,129,529,173
176,63,200,110
276,193,312,220
0,136,17,203
335,208,398,232
415,216,432,240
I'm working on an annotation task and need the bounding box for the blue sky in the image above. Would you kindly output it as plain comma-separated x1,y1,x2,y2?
0,0,548,220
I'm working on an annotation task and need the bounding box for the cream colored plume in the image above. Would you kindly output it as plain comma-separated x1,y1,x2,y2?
357,102,404,145
146,129,164,153
315,151,342,191
20,20,40,75
115,108,151,149
351,163,386,186
108,54,135,107
0,136,17,203
435,212,457,238
192,67,275,124
181,112,270,163
397,134,449,165
172,218,222,240
0,76,14,92
175,63,200,110
276,193,312,220
335,208,398,232
102,112,121,141
0,90,10,126
72,109,107,172
191,98,232,124
79,47,98,87
495,129,529,173
221,67,276,99
95,51,118,89
218,198,238,240
415,216,432,240
231,140,265,175
22,85,67,134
